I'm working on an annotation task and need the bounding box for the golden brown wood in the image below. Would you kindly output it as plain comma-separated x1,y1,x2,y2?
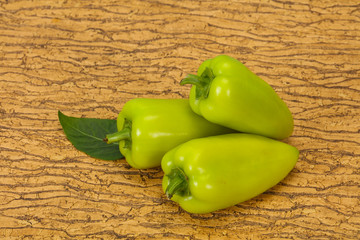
0,0,359,239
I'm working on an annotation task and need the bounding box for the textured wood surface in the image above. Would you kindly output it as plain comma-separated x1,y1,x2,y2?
1,0,359,239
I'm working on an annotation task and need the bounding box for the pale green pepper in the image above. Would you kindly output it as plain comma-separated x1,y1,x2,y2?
106,98,234,169
162,133,299,213
181,55,294,140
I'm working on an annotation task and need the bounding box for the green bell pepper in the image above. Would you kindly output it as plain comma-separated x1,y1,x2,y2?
181,55,294,140
162,133,299,214
106,98,233,169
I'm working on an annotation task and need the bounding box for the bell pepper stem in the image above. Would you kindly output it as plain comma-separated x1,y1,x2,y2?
165,168,189,199
180,74,205,88
180,67,214,99
105,127,131,144
201,67,215,81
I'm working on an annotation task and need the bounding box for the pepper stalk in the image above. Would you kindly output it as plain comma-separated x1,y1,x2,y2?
180,67,215,99
104,119,132,149
165,167,190,199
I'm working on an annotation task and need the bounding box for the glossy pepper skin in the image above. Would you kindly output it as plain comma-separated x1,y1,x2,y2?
106,98,234,169
162,133,299,214
181,55,294,140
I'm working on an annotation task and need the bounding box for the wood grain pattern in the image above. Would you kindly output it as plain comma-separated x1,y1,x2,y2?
0,0,359,239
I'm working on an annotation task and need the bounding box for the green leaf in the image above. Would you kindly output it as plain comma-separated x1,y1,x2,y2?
58,111,123,160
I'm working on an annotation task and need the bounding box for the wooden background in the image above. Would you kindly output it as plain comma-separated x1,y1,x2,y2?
1,0,359,239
